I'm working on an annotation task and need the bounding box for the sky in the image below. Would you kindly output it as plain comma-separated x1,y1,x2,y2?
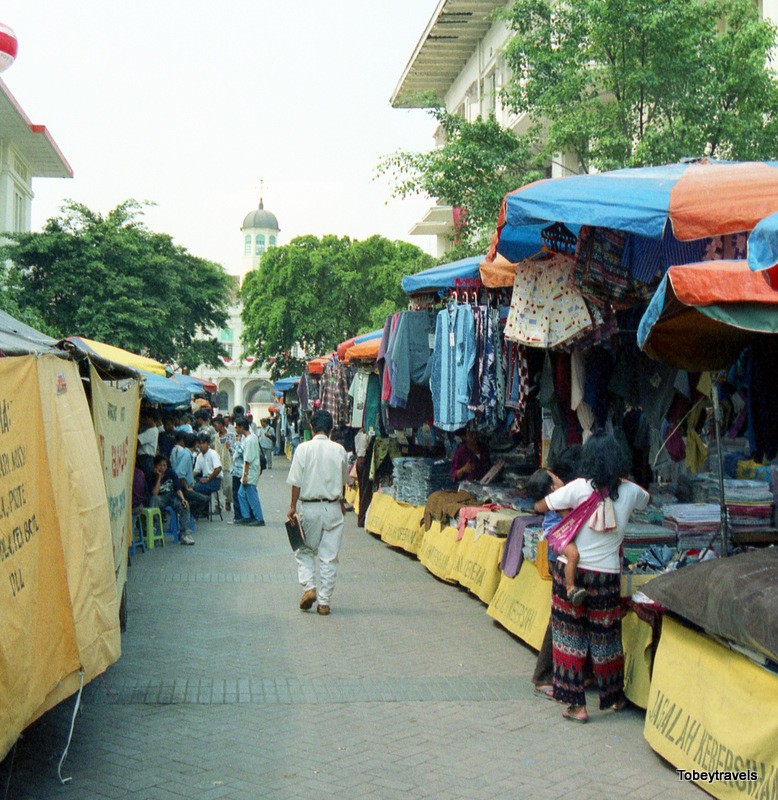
2,1,441,273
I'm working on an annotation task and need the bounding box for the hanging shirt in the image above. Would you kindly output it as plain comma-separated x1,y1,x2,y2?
429,303,476,432
348,369,371,428
389,310,436,408
137,426,159,457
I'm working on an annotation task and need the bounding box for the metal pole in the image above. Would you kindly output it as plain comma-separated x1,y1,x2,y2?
710,382,729,556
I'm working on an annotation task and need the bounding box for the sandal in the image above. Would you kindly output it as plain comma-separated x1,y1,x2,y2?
533,685,554,700
611,699,628,712
562,706,588,724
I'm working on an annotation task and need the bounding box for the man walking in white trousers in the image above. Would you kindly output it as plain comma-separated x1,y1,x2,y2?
287,410,349,616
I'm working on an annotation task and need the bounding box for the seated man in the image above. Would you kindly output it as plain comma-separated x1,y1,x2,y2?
148,454,194,545
171,431,209,520
193,432,223,498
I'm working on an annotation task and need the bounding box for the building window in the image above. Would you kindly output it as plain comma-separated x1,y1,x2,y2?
244,235,251,256
13,192,24,232
269,235,277,247
222,344,234,358
255,234,266,255
218,391,229,410
219,328,234,343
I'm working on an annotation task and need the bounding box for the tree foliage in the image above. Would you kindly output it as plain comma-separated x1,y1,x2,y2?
241,234,432,378
0,200,232,371
377,108,541,250
502,0,778,172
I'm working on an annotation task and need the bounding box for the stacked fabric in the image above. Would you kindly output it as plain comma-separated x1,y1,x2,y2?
474,509,522,538
522,526,543,562
458,480,531,511
705,478,775,531
662,503,721,550
392,457,456,506
623,522,676,546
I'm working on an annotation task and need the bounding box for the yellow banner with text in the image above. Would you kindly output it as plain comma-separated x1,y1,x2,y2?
0,357,80,760
644,616,778,800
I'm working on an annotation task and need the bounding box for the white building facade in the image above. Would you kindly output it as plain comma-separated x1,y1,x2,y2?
197,197,278,418
0,76,72,235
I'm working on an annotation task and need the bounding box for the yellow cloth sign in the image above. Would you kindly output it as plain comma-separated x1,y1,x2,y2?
418,523,459,583
367,493,427,555
365,490,391,533
90,364,141,597
0,357,80,760
487,561,552,650
28,359,124,723
644,617,778,800
622,610,654,709
448,528,505,604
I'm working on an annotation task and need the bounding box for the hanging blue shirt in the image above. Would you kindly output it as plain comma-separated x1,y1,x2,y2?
430,303,477,431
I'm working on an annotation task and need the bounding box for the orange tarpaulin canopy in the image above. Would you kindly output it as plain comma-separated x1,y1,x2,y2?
336,337,356,360
307,356,331,375
345,338,380,362
665,261,778,306
479,252,519,288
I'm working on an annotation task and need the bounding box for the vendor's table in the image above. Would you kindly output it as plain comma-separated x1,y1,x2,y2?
486,562,552,650
418,522,459,583
366,492,426,554
448,527,505,604
644,616,778,799
367,494,656,708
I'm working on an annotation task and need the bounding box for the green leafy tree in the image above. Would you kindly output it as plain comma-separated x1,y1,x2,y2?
241,234,432,378
0,200,232,371
502,0,778,172
377,108,541,252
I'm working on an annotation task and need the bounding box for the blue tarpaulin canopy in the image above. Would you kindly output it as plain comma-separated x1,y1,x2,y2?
138,370,193,406
402,256,482,295
353,329,383,344
170,373,210,394
747,211,778,288
273,376,300,392
493,161,778,255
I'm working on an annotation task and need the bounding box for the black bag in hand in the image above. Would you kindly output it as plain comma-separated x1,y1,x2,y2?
285,513,305,551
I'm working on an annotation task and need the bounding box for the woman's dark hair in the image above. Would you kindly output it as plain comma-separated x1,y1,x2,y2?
527,469,554,501
579,431,630,500
549,445,582,484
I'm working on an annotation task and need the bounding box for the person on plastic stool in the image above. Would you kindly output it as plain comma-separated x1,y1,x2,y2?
287,410,349,616
148,454,194,545
234,416,265,526
193,433,223,498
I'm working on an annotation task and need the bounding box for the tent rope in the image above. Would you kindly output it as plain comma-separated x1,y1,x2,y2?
57,669,85,785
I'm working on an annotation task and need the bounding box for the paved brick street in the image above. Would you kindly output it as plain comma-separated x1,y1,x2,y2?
2,463,704,800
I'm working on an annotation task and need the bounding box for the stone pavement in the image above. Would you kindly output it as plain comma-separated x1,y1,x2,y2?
1,463,705,800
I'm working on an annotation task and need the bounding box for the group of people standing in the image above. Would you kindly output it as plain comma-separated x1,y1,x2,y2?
133,404,280,542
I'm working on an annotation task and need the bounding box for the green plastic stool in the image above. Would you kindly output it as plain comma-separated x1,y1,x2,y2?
139,507,165,550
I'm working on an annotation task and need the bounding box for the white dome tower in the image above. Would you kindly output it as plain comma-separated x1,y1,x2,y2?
240,189,280,279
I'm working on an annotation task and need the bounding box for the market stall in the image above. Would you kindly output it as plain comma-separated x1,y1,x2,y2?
347,160,778,798
0,318,123,762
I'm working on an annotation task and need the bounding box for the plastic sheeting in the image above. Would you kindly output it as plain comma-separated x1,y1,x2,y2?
401,256,482,295
642,548,778,663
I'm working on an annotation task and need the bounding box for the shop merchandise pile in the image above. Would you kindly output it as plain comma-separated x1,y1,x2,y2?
705,478,775,530
391,457,455,506
662,503,722,550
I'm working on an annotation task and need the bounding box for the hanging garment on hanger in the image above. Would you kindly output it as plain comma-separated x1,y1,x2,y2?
505,252,593,348
429,303,476,431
